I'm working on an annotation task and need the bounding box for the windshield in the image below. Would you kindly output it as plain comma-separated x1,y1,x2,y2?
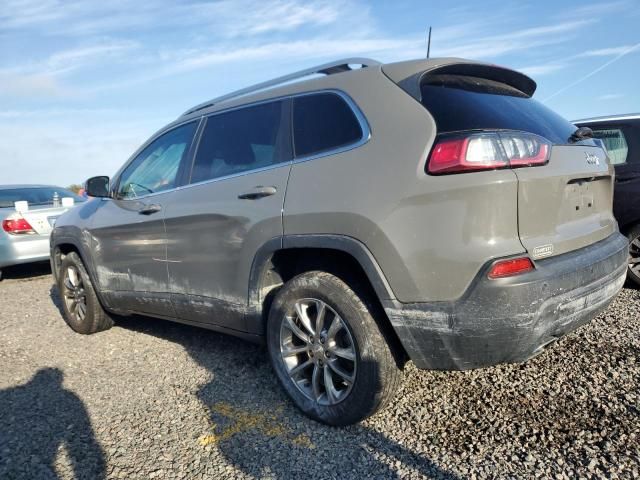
420,76,597,146
0,187,85,208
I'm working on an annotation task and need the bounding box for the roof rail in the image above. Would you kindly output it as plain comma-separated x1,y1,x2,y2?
181,57,380,117
572,113,640,124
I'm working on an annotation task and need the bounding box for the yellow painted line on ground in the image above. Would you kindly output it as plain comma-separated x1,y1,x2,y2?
198,402,315,449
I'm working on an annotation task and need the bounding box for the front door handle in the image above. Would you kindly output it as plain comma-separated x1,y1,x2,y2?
138,204,162,215
237,186,277,200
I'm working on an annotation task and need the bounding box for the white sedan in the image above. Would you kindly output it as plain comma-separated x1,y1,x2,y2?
0,185,84,278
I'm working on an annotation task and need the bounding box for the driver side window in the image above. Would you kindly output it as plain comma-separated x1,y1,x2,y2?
117,122,197,199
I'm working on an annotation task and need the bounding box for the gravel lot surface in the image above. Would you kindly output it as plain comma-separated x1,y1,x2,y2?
0,263,639,479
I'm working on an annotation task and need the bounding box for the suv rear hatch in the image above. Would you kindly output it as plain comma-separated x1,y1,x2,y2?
388,61,615,260
514,144,613,258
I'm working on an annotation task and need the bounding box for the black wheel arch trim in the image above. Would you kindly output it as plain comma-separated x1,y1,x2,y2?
51,235,112,310
246,234,399,334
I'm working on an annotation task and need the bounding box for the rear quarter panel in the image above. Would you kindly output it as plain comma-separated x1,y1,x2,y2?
283,69,525,303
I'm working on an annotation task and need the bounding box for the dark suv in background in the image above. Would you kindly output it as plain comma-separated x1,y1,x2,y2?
574,114,640,285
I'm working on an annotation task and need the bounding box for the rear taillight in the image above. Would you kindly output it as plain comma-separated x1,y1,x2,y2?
428,131,551,174
488,257,535,279
2,217,35,235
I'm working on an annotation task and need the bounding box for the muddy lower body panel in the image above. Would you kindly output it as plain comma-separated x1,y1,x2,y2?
387,233,629,370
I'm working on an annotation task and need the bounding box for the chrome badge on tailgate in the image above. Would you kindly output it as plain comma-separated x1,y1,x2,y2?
532,244,554,259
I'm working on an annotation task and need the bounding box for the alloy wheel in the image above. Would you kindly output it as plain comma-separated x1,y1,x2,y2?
279,298,357,406
62,266,87,322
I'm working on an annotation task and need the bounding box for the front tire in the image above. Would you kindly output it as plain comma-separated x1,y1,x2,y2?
58,252,113,334
266,271,402,426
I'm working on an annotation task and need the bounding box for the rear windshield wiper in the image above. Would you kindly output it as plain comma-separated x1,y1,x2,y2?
569,126,593,143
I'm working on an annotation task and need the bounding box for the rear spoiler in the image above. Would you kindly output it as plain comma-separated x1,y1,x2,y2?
382,58,537,102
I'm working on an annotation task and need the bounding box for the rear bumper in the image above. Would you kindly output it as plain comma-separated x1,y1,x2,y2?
386,233,628,370
0,235,50,268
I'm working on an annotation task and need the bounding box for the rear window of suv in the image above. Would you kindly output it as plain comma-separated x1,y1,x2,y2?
420,74,586,145
293,93,363,157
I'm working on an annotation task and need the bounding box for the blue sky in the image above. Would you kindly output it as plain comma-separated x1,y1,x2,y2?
1,0,639,186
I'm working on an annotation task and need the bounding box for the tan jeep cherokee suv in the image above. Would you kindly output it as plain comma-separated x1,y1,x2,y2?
51,57,627,425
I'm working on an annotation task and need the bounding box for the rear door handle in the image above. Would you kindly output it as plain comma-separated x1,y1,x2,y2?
237,186,277,200
138,204,162,215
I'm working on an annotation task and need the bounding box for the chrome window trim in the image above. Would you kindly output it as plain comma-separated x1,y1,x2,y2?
111,89,370,198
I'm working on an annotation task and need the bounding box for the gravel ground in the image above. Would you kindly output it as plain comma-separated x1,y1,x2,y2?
0,263,639,479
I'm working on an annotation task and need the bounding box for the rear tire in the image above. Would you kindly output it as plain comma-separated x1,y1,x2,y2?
58,252,113,334
626,224,640,287
266,271,402,426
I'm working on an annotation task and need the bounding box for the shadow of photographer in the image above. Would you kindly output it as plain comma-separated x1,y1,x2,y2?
0,368,106,479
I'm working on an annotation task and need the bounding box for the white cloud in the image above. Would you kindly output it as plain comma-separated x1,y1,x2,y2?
0,1,609,100
597,93,624,101
0,72,69,97
514,43,640,80
578,44,640,57
0,0,356,37
0,39,139,76
166,38,416,73
45,41,139,71
555,0,632,18
0,39,139,97
202,0,345,37
544,42,640,102
431,20,593,60
0,0,65,29
0,110,161,185
81,16,600,94
518,63,568,77
80,36,425,94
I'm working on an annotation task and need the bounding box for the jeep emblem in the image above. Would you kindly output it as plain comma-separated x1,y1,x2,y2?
585,152,600,165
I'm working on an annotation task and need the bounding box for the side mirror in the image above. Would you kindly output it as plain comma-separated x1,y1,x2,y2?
85,176,110,198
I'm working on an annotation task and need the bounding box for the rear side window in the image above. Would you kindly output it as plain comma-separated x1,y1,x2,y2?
591,128,628,165
293,93,363,157
420,75,586,145
191,100,290,183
